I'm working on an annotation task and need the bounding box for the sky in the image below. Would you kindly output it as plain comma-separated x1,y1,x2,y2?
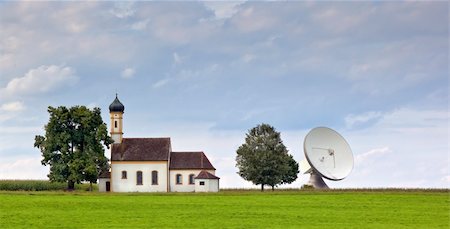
0,1,448,188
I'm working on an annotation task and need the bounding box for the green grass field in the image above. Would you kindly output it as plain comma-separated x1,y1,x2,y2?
0,190,448,228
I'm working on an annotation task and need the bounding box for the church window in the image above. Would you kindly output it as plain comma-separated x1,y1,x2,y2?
114,121,117,128
176,174,182,184
121,171,127,179
152,171,158,185
137,171,143,185
189,174,195,185
199,181,205,186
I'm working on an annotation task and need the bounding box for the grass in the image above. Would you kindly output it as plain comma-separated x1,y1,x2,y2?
0,189,448,228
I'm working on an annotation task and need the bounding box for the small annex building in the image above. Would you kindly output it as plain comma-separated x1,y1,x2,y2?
98,95,219,192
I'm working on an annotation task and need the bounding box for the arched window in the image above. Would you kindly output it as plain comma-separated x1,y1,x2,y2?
189,174,195,185
152,171,158,185
121,171,127,179
114,121,117,128
136,171,143,185
176,174,182,185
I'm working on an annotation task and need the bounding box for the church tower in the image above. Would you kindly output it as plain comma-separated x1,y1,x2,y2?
109,94,125,144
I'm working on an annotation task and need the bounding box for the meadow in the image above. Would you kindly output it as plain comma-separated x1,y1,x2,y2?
0,189,448,228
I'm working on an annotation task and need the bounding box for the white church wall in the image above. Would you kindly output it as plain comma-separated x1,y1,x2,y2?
169,170,215,192
195,179,219,192
111,162,168,192
208,179,219,192
98,178,110,192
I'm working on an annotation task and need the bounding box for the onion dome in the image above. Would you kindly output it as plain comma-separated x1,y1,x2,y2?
109,94,125,112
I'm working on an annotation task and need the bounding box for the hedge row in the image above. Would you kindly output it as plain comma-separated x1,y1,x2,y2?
0,180,97,191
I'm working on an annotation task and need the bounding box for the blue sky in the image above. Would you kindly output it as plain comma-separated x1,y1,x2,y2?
0,1,448,188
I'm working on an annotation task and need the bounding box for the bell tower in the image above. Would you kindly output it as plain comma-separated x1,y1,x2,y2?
109,94,125,144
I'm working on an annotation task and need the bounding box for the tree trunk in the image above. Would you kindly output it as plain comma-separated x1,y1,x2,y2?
261,184,264,192
271,185,275,191
68,180,75,191
89,182,93,191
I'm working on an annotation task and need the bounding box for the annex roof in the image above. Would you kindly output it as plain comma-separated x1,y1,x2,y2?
111,138,171,161
98,171,110,179
169,152,215,170
195,170,220,179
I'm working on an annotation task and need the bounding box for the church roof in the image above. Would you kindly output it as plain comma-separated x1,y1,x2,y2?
195,170,220,179
111,138,171,161
98,171,110,178
109,94,125,112
169,152,215,170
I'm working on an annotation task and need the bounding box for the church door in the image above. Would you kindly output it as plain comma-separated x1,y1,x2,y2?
106,181,110,192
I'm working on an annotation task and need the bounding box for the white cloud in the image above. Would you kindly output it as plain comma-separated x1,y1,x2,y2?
0,126,42,134
2,65,78,96
131,19,150,31
0,114,13,122
121,67,135,79
355,147,391,164
0,101,25,112
66,22,87,34
173,52,183,64
203,2,244,20
241,53,255,63
337,107,449,188
0,101,25,122
173,64,219,82
0,36,19,71
110,2,135,19
152,78,170,89
0,156,48,180
376,108,448,131
155,62,219,88
87,103,97,109
441,175,450,183
345,111,382,129
231,6,278,32
312,6,371,33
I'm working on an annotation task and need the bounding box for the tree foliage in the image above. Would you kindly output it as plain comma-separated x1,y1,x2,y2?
34,106,113,190
236,123,299,191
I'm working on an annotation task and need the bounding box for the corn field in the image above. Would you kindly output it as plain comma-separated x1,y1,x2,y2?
0,180,97,191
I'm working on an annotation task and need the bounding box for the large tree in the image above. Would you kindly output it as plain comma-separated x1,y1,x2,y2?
34,106,113,190
236,123,299,191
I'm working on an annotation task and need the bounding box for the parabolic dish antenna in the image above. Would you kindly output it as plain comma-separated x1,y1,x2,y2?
300,127,354,189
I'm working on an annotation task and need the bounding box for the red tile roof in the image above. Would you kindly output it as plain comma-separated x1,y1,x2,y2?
111,138,171,161
169,152,215,170
195,170,220,179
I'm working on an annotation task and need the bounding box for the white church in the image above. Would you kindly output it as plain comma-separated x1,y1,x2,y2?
98,95,219,192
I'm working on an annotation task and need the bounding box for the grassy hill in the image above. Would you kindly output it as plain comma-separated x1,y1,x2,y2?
0,189,448,228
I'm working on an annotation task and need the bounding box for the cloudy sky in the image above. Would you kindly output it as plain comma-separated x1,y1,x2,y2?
0,1,448,188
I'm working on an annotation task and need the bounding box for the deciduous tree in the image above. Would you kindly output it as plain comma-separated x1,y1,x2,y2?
34,106,113,190
236,123,299,191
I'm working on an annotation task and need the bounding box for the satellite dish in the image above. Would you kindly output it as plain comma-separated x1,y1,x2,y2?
300,127,353,189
